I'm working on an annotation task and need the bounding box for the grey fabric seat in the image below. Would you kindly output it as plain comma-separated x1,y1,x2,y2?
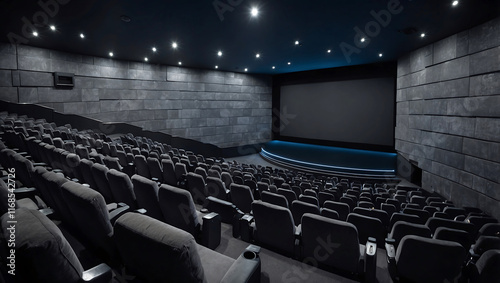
159,184,202,237
147,157,163,183
107,169,137,209
230,183,254,214
161,159,178,186
261,190,288,208
387,235,465,283
323,200,350,221
389,221,432,250
347,212,386,246
134,154,151,179
291,200,320,225
131,174,164,221
252,201,298,257
113,212,261,283
206,176,229,201
0,208,112,283
187,172,208,205
91,163,115,203
301,213,375,276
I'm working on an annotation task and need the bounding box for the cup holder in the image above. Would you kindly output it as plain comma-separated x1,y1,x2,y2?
243,251,257,260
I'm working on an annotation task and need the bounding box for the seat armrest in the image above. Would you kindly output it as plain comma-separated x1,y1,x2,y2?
39,208,54,217
14,187,36,194
365,237,377,283
109,205,130,224
81,263,113,283
385,238,397,281
134,208,147,214
202,212,221,249
220,247,261,283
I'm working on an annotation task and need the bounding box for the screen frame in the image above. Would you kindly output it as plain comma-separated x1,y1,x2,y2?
272,62,397,153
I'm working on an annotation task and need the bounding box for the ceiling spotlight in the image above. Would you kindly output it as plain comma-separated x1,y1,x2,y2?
361,37,366,42
256,53,260,58
218,50,223,57
251,7,259,17
452,1,459,6
379,53,383,57
80,33,85,39
49,25,56,31
420,33,426,38
144,57,148,62
215,65,218,69
172,42,178,49
295,40,300,45
152,47,157,52
287,62,291,65
244,68,248,72
178,61,182,65
327,49,331,53
32,31,38,37
109,52,114,57
272,66,276,69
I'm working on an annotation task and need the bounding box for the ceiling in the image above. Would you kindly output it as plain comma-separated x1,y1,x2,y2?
0,0,499,74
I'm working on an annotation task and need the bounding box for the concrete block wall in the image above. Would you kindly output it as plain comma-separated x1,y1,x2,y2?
0,44,272,148
396,17,500,219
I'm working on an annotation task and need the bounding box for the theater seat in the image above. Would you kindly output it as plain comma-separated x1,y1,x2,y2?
131,174,164,221
252,201,299,257
386,235,465,283
467,249,500,283
113,212,261,283
301,213,377,280
0,208,112,283
230,184,254,214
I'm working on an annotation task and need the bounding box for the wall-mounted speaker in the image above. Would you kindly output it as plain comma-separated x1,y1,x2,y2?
53,72,74,88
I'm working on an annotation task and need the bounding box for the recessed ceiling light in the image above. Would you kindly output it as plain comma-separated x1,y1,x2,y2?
152,47,157,52
172,42,178,49
452,1,459,6
379,53,383,57
244,68,248,72
215,65,218,69
287,62,291,65
251,7,259,17
178,61,182,65
80,33,85,39
361,37,366,42
49,25,56,31
218,50,223,57
272,66,276,69
256,53,260,58
32,31,38,37
327,49,331,53
421,33,426,38
109,52,114,57
144,57,148,62
295,40,300,45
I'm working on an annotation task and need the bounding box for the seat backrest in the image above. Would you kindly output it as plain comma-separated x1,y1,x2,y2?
425,217,476,237
41,171,72,223
107,169,137,209
91,163,115,203
434,227,472,250
161,159,178,186
205,176,228,201
277,188,297,208
131,174,163,221
390,213,420,230
469,249,500,283
175,162,188,180
396,235,465,283
113,212,206,282
347,212,386,246
104,156,121,171
353,207,390,231
79,158,98,190
298,195,319,207
1,209,84,283
318,191,335,207
291,200,320,225
147,157,163,183
159,184,201,236
261,190,288,209
389,221,432,249
220,171,233,188
230,183,254,214
60,181,115,257
301,213,362,274
134,155,151,179
186,172,207,205
403,207,430,224
320,207,340,220
323,201,350,221
252,201,296,256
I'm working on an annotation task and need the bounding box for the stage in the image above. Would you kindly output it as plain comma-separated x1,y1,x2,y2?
260,140,397,179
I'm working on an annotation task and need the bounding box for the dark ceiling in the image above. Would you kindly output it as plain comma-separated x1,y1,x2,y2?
1,0,499,74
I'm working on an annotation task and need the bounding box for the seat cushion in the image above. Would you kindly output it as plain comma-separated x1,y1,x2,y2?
197,244,235,283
